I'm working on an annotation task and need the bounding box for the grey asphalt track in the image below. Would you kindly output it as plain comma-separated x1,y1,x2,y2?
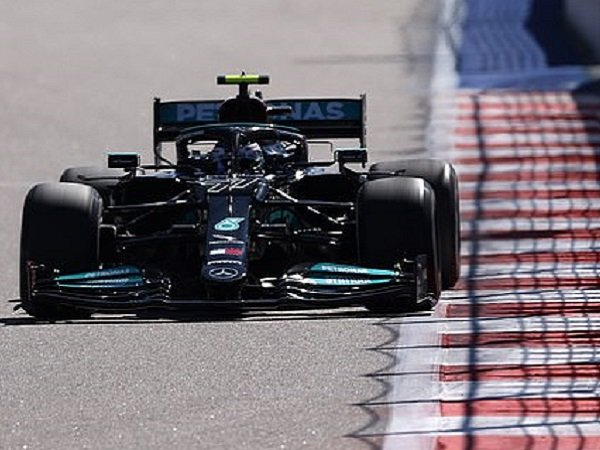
0,2,440,449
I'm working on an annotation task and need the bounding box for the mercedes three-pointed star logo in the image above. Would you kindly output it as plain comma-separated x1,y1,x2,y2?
208,267,239,280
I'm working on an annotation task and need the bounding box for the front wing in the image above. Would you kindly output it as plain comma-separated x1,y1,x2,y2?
22,260,429,313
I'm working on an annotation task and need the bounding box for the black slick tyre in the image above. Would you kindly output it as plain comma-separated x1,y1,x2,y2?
370,159,460,289
60,166,124,201
357,177,441,313
20,182,102,319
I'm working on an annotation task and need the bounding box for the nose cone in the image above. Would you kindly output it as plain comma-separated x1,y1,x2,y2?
202,263,247,301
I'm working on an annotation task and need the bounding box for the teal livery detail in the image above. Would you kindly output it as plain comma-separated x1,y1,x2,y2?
56,266,141,281
214,217,245,231
55,266,144,289
304,277,393,286
309,263,396,277
59,278,144,289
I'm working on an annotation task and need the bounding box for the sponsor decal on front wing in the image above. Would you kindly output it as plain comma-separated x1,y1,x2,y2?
306,277,392,286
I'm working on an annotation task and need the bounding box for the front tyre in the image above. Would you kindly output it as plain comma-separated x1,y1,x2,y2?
370,159,460,289
357,177,441,313
20,183,102,319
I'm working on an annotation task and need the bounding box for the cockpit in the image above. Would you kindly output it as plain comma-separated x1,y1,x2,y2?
175,125,308,175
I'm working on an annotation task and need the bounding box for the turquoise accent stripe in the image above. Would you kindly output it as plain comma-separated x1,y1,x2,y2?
310,263,396,277
305,277,392,286
56,266,141,282
59,279,144,289
56,266,145,289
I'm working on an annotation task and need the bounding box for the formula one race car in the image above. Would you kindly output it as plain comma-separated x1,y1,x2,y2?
19,74,460,319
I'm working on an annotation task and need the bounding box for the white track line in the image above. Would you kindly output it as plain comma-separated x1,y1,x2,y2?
443,288,600,299
385,377,600,403
457,98,600,107
440,379,600,401
453,145,600,156
452,145,600,158
461,198,600,212
381,0,459,447
440,316,600,333
460,180,600,192
462,218,600,232
383,316,442,450
442,347,600,366
443,288,600,304
455,162,599,174
385,417,600,436
456,105,600,114
455,119,600,129
456,92,600,102
454,133,600,146
462,240,598,255
457,262,600,278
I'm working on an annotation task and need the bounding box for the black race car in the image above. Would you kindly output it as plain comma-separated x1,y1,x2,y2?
19,74,460,319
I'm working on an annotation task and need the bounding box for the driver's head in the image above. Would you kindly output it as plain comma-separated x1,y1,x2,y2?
205,141,264,175
236,142,264,173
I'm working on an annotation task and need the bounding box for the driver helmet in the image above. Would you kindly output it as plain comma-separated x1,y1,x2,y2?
236,142,264,173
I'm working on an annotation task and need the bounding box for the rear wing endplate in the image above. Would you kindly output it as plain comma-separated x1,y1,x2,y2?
153,96,367,149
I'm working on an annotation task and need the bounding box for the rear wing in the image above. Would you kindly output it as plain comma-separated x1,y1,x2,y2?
153,96,367,149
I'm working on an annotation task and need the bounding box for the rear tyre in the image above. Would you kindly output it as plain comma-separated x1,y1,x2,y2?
20,183,102,319
60,166,125,201
370,159,460,289
357,177,441,313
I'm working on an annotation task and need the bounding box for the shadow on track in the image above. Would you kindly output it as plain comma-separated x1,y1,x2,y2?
1,300,427,327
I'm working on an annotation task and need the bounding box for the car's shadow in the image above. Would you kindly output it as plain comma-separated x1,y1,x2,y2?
1,298,431,326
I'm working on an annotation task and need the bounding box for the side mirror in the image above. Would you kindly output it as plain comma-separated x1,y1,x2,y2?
335,147,368,168
108,152,140,170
